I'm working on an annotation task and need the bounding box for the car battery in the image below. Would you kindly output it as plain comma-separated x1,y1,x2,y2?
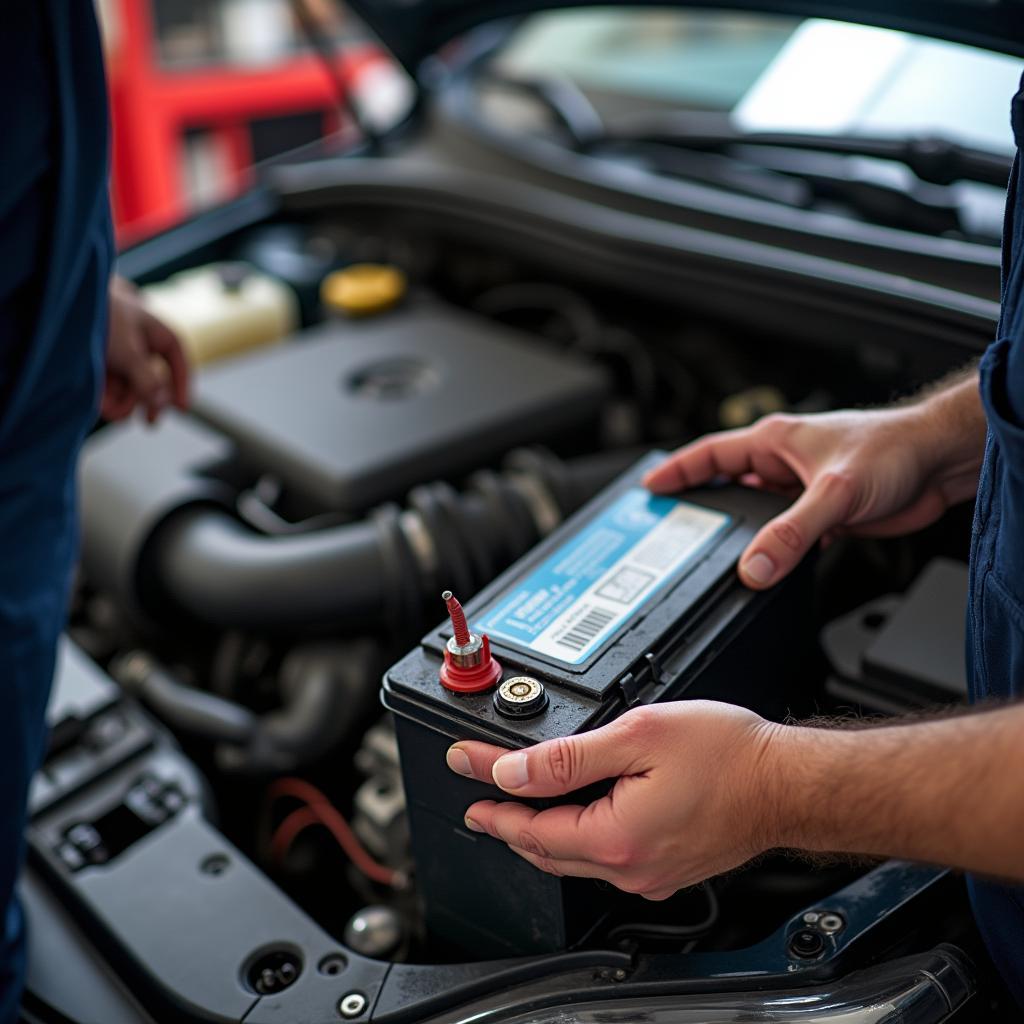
382,453,814,958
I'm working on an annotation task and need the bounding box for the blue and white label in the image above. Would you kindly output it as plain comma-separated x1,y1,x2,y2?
476,488,731,666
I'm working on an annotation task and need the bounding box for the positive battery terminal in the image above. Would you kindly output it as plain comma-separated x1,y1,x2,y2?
439,591,503,693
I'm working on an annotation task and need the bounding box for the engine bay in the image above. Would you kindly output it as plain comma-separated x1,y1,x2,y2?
28,201,1000,1019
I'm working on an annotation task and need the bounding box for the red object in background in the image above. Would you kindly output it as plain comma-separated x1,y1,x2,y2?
105,0,383,245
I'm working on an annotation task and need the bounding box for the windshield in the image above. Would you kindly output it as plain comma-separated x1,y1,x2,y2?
469,9,1021,241
491,9,1020,157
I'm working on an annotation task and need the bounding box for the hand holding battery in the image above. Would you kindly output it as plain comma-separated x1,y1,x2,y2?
103,275,190,424
644,404,985,590
447,700,784,900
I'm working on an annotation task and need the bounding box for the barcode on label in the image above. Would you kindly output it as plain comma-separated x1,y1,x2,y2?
556,606,616,652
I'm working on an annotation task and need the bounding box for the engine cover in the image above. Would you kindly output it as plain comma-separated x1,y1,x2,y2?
192,302,608,513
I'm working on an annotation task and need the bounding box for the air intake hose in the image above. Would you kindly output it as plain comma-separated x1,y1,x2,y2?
145,447,639,634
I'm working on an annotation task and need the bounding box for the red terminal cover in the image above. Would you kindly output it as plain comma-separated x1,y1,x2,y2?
439,592,502,693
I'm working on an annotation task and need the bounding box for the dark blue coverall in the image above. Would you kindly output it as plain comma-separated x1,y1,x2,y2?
967,74,1024,1006
0,4,112,1019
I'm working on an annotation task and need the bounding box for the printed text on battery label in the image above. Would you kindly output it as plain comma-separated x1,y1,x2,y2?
476,489,731,666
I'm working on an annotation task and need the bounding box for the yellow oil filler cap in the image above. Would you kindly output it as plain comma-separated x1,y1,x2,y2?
321,263,407,317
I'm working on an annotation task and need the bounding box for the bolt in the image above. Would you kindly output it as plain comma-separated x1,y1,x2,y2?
788,929,826,960
319,953,348,976
339,993,367,1019
802,912,820,925
442,591,471,646
612,968,628,982
200,854,230,876
818,912,845,934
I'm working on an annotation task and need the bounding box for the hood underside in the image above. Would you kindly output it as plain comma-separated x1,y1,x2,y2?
345,0,1024,73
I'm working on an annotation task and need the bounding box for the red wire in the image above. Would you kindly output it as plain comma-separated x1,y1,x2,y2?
267,777,401,888
270,806,322,862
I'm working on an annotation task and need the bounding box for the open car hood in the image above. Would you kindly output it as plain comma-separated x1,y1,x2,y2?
345,0,1024,73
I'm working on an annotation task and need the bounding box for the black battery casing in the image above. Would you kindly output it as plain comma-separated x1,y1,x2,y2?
382,454,814,958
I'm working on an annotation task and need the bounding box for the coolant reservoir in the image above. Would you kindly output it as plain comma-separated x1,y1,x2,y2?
141,263,299,367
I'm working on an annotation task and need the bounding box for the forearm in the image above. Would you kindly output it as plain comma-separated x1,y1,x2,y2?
767,702,1024,881
903,365,986,504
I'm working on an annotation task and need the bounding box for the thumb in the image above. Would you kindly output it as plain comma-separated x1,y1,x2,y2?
491,721,644,797
738,471,854,588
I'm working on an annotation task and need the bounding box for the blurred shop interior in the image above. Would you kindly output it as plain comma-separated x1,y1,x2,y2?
95,0,411,244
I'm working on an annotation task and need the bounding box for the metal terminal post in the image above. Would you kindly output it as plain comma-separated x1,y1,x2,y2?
442,590,471,645
443,590,485,667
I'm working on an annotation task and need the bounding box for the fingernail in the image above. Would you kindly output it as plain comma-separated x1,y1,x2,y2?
464,816,484,833
493,752,529,790
742,552,776,585
446,747,472,777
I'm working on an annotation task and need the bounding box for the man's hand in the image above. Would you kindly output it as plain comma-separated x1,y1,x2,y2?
448,700,1024,896
644,375,986,589
103,276,189,423
446,701,783,900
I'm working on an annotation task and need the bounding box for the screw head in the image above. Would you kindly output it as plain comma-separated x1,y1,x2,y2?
818,912,845,934
200,854,230,876
339,993,367,1018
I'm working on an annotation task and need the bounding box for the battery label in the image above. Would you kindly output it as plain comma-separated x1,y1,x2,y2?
476,488,731,666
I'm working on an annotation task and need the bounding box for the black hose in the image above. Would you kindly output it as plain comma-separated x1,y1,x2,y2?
113,652,258,744
151,514,387,631
115,644,378,775
146,448,642,634
216,640,378,775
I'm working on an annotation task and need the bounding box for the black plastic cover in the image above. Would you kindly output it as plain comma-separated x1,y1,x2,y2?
192,302,608,513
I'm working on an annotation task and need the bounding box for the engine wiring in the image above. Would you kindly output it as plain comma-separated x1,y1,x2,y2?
605,882,720,946
267,777,406,889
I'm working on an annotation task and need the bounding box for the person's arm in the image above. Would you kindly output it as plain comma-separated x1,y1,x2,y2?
770,702,1024,880
644,366,986,589
445,369,1004,898
447,700,1024,901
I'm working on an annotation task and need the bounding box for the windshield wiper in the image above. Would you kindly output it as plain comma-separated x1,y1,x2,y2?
476,72,1008,238
478,73,1012,189
592,110,1013,189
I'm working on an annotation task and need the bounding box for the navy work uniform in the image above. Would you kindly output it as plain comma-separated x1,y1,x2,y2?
967,74,1024,1006
0,4,112,1019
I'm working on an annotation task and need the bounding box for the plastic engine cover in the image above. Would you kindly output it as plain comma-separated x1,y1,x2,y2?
191,301,608,512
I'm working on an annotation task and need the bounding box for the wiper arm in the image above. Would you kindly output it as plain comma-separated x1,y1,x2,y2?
478,70,605,150
473,73,1002,236
594,110,1012,188
476,73,813,206
595,137,967,236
